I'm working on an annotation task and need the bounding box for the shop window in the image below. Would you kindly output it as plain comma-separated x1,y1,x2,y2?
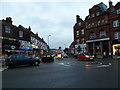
5,26,11,33
19,31,23,38
99,31,106,38
113,20,119,27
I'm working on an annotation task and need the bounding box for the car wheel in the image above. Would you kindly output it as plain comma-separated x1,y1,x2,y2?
34,61,39,66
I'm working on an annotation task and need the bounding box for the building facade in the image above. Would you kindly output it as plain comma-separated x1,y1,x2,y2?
73,1,120,56
0,17,48,55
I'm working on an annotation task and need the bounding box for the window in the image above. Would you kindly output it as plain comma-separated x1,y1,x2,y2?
78,22,81,26
117,8,120,14
81,38,84,43
99,31,106,38
91,22,94,27
5,26,11,33
114,32,120,39
101,19,105,25
98,20,101,25
76,39,79,44
19,31,23,38
113,20,119,27
76,30,79,36
96,12,100,16
88,23,91,28
90,32,95,39
81,29,84,34
92,13,95,18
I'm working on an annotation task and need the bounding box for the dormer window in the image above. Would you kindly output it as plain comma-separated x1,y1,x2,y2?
96,12,100,16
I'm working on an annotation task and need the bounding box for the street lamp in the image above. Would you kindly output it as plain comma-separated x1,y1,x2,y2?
48,35,51,48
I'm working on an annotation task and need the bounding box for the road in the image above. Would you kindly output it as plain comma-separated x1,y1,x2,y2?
2,57,120,88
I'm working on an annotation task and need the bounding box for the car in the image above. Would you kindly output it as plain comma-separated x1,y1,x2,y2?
6,54,41,68
77,52,95,61
41,53,54,62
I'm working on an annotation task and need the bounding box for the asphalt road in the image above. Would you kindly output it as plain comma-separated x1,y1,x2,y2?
2,57,120,88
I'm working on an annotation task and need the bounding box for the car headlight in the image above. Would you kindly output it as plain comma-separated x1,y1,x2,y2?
85,55,89,58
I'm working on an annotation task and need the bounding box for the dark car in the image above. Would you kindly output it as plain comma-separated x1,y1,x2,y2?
41,53,54,62
77,52,95,61
6,54,41,68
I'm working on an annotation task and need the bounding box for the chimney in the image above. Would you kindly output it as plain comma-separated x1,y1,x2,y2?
76,15,80,23
6,17,12,25
109,0,113,7
28,26,31,30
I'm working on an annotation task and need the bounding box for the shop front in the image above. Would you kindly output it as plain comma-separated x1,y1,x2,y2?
2,39,21,55
112,40,120,55
19,40,33,54
86,38,110,57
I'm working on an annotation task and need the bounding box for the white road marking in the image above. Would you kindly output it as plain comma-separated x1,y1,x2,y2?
59,63,71,67
96,63,111,68
0,67,7,72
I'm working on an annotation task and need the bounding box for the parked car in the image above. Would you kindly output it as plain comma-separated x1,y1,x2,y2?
41,53,54,62
77,52,95,61
6,54,41,68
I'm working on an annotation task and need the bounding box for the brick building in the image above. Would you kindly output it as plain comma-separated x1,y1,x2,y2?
0,17,48,55
73,0,120,56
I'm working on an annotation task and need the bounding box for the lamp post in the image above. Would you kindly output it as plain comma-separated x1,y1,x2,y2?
48,35,51,49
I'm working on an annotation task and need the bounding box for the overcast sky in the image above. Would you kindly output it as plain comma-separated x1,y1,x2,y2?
0,0,119,49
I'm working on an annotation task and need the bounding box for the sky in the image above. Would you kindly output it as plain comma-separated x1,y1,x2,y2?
0,0,119,49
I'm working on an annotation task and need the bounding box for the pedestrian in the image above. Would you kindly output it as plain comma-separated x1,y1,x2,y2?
108,52,111,58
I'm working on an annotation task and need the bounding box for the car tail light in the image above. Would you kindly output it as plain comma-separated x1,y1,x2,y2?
42,55,46,58
8,59,12,62
51,55,54,57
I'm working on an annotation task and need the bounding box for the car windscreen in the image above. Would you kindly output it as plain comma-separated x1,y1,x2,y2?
84,53,92,55
43,53,53,55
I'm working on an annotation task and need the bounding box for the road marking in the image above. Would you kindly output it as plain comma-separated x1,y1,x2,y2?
59,63,71,67
96,63,111,68
0,67,7,72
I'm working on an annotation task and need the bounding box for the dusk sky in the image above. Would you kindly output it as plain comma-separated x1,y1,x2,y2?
0,0,119,49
